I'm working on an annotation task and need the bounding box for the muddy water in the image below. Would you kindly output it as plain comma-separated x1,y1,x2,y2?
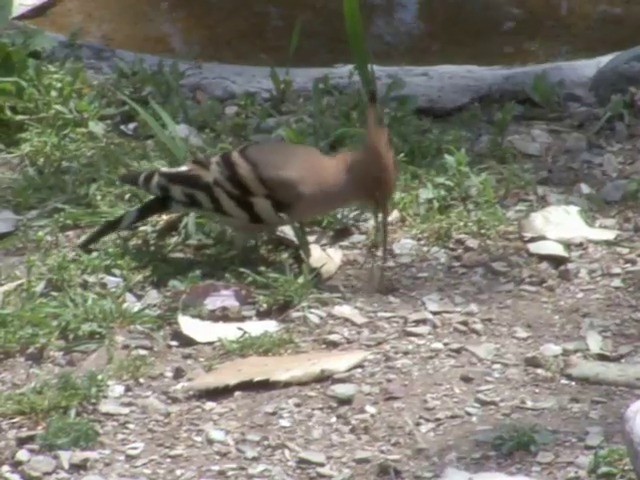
26,0,640,67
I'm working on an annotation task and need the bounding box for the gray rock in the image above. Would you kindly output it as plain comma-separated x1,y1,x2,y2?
22,455,57,477
1,466,23,480
0,209,21,237
563,132,588,152
14,450,31,464
392,238,419,256
106,383,125,398
590,46,640,106
600,179,631,203
422,294,458,314
585,426,605,448
205,428,228,444
69,451,99,468
465,343,497,361
512,328,531,340
137,396,169,416
316,467,339,478
124,442,145,457
506,134,546,156
405,326,432,337
173,123,205,148
80,476,106,480
353,451,374,464
297,450,327,466
535,451,555,464
97,399,130,415
223,105,239,116
540,343,563,357
236,443,260,460
326,383,359,403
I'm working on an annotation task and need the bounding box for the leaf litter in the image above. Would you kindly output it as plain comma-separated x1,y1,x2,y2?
185,350,370,391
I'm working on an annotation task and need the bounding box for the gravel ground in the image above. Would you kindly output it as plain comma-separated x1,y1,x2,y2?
2,112,640,480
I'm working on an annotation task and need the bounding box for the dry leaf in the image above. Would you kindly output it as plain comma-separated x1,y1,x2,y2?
0,279,25,304
331,304,370,326
308,244,343,279
177,314,280,344
11,0,54,19
524,240,569,261
186,350,370,391
0,279,25,295
440,467,536,480
520,205,619,244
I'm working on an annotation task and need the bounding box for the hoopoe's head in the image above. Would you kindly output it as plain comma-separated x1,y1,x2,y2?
361,91,398,213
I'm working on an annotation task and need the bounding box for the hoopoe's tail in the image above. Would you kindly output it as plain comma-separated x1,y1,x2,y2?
77,196,173,251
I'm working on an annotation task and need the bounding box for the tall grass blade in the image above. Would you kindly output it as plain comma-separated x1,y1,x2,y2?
288,18,303,63
343,0,375,95
0,0,12,31
117,92,188,162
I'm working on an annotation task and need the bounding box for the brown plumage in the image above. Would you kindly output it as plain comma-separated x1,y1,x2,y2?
77,91,398,258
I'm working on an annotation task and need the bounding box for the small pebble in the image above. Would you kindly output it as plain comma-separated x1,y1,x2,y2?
540,343,563,357
353,450,374,464
326,383,359,403
124,442,145,458
14,449,31,464
297,450,327,466
23,455,57,476
535,451,555,464
206,429,228,444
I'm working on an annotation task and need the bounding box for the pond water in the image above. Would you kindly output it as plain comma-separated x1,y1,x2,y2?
25,0,640,67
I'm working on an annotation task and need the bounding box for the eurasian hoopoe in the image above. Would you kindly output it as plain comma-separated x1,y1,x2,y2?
77,90,398,262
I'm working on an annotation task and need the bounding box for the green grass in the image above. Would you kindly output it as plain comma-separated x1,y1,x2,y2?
38,415,100,451
221,331,298,357
0,371,105,419
484,422,554,457
109,353,154,381
588,446,636,480
0,32,524,368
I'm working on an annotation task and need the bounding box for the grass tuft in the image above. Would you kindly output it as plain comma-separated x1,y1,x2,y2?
0,371,106,419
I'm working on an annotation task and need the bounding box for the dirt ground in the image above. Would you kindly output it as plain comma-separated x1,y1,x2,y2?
2,110,640,480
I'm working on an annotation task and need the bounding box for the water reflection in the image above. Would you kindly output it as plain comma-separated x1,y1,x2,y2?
26,0,640,66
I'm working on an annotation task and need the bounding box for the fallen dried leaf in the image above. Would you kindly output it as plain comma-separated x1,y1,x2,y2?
308,244,343,279
186,350,370,391
177,314,280,344
440,466,537,480
520,205,619,244
524,240,569,261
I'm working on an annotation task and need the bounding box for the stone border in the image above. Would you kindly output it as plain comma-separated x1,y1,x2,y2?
12,23,631,115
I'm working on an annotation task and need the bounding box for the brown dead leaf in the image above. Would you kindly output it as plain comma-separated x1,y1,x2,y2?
186,350,370,392
308,244,343,279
